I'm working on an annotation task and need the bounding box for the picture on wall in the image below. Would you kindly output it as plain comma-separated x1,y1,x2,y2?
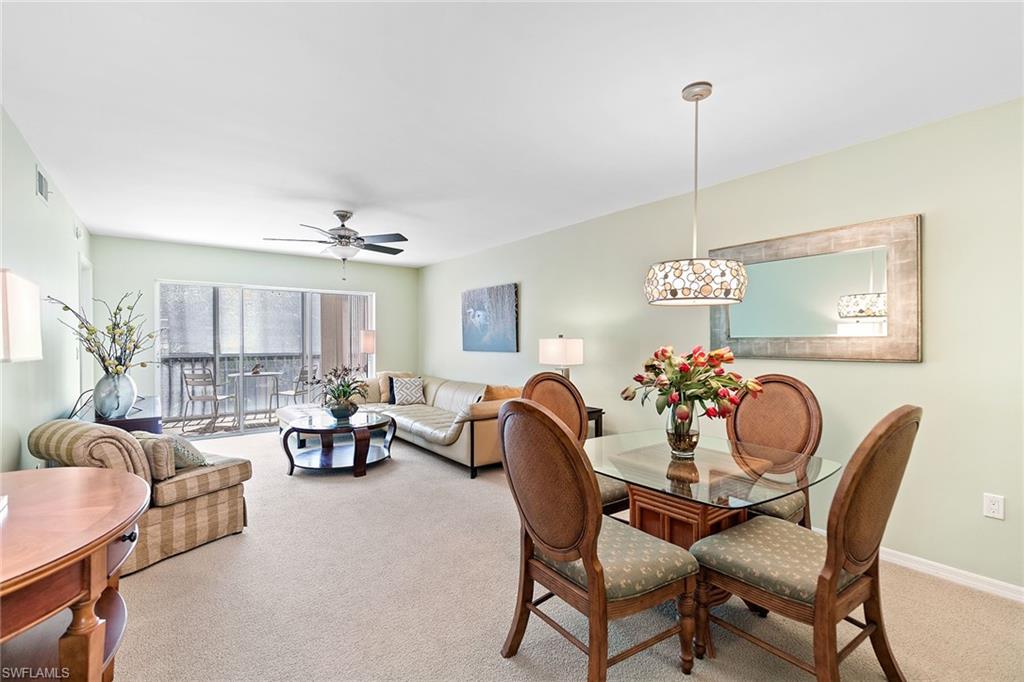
462,283,519,352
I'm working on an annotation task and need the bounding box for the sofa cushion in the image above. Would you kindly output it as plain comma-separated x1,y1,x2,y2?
377,371,414,403
536,519,698,601
381,404,464,446
152,453,252,507
484,384,522,401
429,379,485,413
689,516,857,604
131,432,177,481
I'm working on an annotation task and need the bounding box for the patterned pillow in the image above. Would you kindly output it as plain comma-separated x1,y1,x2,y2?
151,433,208,468
377,371,414,403
130,432,176,481
391,377,425,405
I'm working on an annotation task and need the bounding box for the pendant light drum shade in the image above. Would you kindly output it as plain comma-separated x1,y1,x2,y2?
645,258,747,305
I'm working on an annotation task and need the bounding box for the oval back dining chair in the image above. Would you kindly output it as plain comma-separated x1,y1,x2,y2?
692,404,923,682
498,398,699,681
726,373,822,528
522,372,629,515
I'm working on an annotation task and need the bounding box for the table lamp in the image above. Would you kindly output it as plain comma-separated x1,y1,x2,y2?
538,334,583,380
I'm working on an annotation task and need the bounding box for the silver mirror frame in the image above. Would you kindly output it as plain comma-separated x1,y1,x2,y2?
709,215,921,362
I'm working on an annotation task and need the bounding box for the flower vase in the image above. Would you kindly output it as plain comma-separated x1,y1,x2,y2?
330,401,359,422
666,401,700,459
94,373,138,419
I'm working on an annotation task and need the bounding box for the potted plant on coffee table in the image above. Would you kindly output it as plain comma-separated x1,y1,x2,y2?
319,366,368,422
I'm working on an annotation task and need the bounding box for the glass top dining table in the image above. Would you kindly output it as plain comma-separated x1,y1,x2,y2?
584,430,842,510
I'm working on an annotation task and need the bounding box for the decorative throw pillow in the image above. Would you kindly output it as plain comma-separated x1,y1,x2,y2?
168,434,208,468
131,432,176,481
391,377,425,406
378,371,414,403
484,384,522,401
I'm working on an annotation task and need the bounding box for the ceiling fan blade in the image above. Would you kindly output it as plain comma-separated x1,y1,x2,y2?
360,233,408,244
263,238,335,243
361,243,404,256
299,224,337,239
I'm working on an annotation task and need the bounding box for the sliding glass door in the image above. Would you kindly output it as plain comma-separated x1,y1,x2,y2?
158,282,373,437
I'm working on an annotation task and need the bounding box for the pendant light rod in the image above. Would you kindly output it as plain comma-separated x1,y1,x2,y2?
682,81,712,258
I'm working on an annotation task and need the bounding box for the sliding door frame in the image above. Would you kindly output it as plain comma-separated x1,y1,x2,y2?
155,279,376,437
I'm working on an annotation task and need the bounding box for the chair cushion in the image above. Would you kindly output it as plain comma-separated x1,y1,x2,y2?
152,453,252,507
750,491,806,521
689,516,857,604
536,519,698,601
596,474,628,506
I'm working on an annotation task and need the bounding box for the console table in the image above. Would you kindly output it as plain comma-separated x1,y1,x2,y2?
80,395,164,434
1,468,149,681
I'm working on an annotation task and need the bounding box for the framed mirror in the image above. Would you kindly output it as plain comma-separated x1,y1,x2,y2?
709,215,921,362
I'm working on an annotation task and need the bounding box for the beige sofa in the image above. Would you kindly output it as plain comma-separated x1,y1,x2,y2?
283,375,511,477
28,419,251,575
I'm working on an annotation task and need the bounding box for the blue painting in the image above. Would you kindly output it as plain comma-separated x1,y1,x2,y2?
462,283,519,352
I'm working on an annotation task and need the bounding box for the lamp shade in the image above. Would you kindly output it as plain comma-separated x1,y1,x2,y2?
538,335,583,368
837,292,887,319
0,270,43,362
360,330,376,354
324,244,361,260
645,258,748,305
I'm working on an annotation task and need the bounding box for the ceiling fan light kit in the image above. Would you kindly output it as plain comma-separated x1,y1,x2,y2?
264,209,408,278
645,81,748,306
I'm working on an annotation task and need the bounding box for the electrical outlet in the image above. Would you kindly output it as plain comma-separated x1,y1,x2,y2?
983,493,1005,520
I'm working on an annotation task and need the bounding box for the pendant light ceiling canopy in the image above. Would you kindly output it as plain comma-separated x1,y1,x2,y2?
645,82,748,306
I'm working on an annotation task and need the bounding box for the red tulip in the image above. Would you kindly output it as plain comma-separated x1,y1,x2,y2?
728,394,741,406
675,405,691,421
678,362,691,373
708,355,721,367
654,346,674,361
705,406,719,418
717,387,729,398
691,345,703,357
714,367,725,376
718,403,733,417
693,352,708,367
668,390,680,405
633,373,645,383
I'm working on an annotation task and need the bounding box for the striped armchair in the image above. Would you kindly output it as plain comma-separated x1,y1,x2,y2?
28,420,251,575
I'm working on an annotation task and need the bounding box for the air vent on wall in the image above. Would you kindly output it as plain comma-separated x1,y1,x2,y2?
35,166,50,204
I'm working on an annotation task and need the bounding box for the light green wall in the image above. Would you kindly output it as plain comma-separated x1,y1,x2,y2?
419,100,1024,586
90,236,420,396
1,110,92,471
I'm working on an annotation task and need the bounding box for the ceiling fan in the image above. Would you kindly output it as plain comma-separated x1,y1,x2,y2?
264,210,408,267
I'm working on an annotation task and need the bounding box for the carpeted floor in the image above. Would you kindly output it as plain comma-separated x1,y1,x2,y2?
118,433,1023,681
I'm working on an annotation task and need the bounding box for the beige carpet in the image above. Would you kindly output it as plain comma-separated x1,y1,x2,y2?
118,432,1023,681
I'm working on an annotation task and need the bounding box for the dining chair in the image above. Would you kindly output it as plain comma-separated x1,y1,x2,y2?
522,372,629,515
726,373,822,528
181,368,235,433
498,398,699,681
691,404,923,682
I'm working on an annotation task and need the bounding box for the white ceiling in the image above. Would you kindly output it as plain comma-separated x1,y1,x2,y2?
2,2,1020,267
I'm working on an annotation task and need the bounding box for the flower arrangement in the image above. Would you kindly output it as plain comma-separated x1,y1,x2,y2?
316,366,368,419
48,292,156,376
621,345,763,457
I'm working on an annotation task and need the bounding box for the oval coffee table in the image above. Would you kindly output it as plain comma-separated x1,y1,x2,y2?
279,407,396,477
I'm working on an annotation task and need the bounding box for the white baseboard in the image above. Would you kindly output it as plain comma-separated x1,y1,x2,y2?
811,527,1024,603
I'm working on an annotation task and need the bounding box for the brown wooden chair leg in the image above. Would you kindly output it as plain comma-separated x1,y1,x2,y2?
694,577,708,659
812,609,840,682
502,531,534,659
587,604,609,682
864,563,906,681
676,582,696,674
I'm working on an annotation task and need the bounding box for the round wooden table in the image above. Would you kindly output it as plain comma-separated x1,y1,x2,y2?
1,467,149,681
279,408,396,477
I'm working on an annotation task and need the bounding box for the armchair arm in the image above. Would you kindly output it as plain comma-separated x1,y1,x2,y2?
27,420,152,483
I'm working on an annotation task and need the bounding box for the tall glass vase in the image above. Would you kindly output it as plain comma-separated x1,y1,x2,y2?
666,400,700,460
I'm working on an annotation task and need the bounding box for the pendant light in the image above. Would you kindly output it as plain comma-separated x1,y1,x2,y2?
644,82,748,306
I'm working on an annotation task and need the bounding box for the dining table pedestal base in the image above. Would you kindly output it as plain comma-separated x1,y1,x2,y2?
627,484,749,657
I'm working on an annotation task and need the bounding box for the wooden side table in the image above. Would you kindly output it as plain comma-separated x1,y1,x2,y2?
79,396,164,434
1,468,150,681
585,406,604,437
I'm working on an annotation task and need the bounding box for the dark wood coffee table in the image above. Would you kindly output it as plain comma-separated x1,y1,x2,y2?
279,407,396,477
